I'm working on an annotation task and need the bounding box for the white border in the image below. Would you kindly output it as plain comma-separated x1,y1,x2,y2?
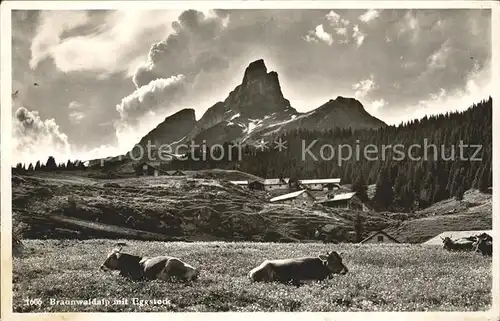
1,1,499,321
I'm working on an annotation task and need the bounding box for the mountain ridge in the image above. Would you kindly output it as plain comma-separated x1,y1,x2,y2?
130,59,387,158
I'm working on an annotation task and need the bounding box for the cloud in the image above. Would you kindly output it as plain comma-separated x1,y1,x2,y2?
13,107,72,164
352,75,377,98
30,10,181,77
427,40,452,69
78,144,126,161
111,75,188,151
116,75,186,124
106,10,239,152
370,98,387,111
335,27,348,36
389,61,491,125
68,101,83,109
359,9,381,23
69,111,85,124
325,10,352,42
305,24,334,46
67,100,86,124
326,10,350,26
352,25,366,47
305,11,367,47
132,9,230,88
397,11,420,44
12,106,138,163
30,11,90,70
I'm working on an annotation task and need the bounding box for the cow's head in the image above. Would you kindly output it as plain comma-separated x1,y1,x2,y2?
319,251,348,275
187,267,201,281
442,236,453,248
473,238,491,253
100,245,125,271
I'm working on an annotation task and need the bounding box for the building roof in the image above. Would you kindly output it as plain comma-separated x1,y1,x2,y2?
298,178,341,185
166,170,185,175
270,189,315,202
317,192,357,204
263,178,290,185
140,162,170,174
360,230,401,244
423,230,493,245
229,180,249,185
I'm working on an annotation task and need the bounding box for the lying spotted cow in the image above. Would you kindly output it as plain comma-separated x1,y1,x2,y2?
441,236,475,252
100,244,199,281
473,235,493,256
248,251,348,286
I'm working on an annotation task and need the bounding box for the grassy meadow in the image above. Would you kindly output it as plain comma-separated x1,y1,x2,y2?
13,240,492,312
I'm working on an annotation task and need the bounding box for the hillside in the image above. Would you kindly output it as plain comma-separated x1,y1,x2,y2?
12,167,492,244
385,212,492,244
385,189,492,243
415,189,492,217
13,173,374,242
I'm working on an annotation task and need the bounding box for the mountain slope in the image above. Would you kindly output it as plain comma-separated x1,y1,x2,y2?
130,108,196,158
286,96,387,131
132,59,386,153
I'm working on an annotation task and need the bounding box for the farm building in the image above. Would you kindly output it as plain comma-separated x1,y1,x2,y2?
229,180,249,188
248,178,290,191
298,178,341,191
166,170,186,176
263,178,291,191
270,189,316,207
316,192,368,211
423,230,493,245
360,230,401,244
136,162,169,177
248,180,265,190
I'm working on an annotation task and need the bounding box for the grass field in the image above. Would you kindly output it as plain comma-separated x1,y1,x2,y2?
13,240,492,312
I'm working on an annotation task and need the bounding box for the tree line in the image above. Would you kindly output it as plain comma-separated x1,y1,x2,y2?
13,156,87,173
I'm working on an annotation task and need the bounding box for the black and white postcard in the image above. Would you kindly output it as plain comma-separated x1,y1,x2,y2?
1,1,498,320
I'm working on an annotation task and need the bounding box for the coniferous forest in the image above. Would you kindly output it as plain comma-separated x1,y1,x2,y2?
167,97,492,212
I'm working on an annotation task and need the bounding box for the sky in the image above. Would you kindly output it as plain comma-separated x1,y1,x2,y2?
10,8,492,165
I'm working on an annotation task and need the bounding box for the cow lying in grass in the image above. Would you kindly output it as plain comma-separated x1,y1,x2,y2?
473,235,493,256
463,233,492,244
100,244,199,281
248,251,348,286
441,236,475,252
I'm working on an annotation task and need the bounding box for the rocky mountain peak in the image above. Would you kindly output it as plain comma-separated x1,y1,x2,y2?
322,96,366,111
134,108,197,153
129,59,386,157
242,59,268,84
223,59,293,118
165,108,196,121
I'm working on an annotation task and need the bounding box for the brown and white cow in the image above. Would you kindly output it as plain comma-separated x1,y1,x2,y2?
441,236,475,252
140,256,200,281
473,235,493,256
248,251,348,286
100,244,199,281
